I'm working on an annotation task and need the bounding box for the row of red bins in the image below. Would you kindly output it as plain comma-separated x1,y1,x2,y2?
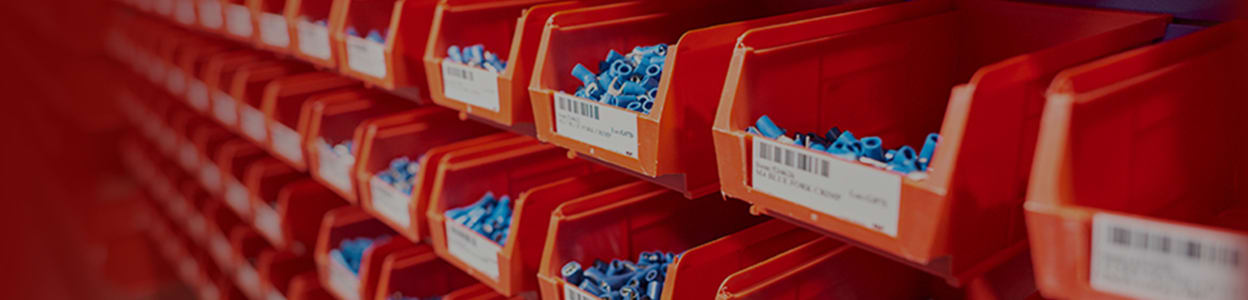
112,0,1248,299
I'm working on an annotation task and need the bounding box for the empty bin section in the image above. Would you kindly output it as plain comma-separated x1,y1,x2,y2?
268,179,352,253
232,62,313,145
191,125,236,196
202,51,270,128
289,0,346,68
1026,22,1248,300
529,0,892,198
334,0,437,96
716,238,931,299
536,182,764,300
260,72,362,170
241,158,308,246
257,249,318,300
313,207,408,300
374,245,480,300
426,140,607,296
661,220,820,299
305,92,417,202
711,0,1169,282
354,108,499,240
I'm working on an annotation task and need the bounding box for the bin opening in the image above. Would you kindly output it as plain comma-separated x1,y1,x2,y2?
345,0,396,38
262,0,286,12
299,0,334,20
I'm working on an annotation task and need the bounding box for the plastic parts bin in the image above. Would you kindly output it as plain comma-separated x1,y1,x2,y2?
716,237,931,300
260,72,362,169
313,207,408,300
252,0,295,52
215,139,270,218
227,228,273,299
536,182,764,300
425,139,604,296
288,0,347,68
223,0,259,42
258,250,318,300
267,179,351,253
710,0,1170,283
288,271,338,300
354,108,499,239
190,125,236,196
528,0,894,198
374,245,480,300
334,0,436,97
304,92,417,202
421,0,569,131
231,62,312,145
241,158,308,246
661,220,821,300
1025,21,1248,300
170,38,234,103
174,0,198,26
202,51,269,127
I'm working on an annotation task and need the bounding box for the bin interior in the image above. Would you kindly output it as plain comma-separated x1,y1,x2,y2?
299,0,335,19
380,248,479,299
251,160,304,207
434,144,593,214
359,109,496,179
426,0,553,64
314,94,411,146
345,0,397,34
262,0,286,13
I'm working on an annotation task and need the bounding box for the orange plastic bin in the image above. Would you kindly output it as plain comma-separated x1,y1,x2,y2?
710,0,1169,283
231,62,313,145
304,92,416,202
260,72,362,170
288,0,347,68
252,0,296,53
661,220,820,300
313,207,409,300
334,0,436,98
716,237,932,300
374,245,480,300
1026,22,1248,300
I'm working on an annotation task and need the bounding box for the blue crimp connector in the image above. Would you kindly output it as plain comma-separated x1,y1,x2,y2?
366,29,384,43
446,45,463,64
562,261,584,286
888,145,918,174
860,136,884,161
346,26,359,37
918,133,939,171
572,64,596,86
754,115,785,139
827,140,858,161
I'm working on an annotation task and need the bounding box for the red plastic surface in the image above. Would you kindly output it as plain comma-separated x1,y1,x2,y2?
711,0,1169,283
374,245,479,300
274,179,351,253
230,61,312,145
334,0,437,97
215,139,269,219
662,220,821,300
250,0,295,53
304,92,416,202
288,0,348,68
260,72,362,170
313,207,405,300
716,237,932,299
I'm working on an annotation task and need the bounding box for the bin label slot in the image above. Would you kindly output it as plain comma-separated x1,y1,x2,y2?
553,93,639,159
345,36,387,78
175,0,196,25
210,234,233,267
198,0,224,29
751,137,900,237
199,162,222,192
213,91,239,125
296,20,332,60
315,140,355,193
254,205,282,244
225,4,253,37
271,124,305,163
236,264,262,298
563,282,601,300
259,13,291,47
167,68,187,95
327,258,361,300
241,105,268,142
225,179,251,216
1091,213,1248,300
188,79,210,111
445,219,501,280
370,176,411,229
440,60,501,112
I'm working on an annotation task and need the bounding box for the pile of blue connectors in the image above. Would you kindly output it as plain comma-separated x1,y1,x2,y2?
346,26,386,44
569,43,668,114
330,235,390,275
376,156,419,195
749,115,940,175
386,292,440,300
445,44,508,73
561,251,679,300
445,192,513,245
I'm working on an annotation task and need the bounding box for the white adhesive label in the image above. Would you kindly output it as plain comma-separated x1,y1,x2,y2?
370,176,411,229
563,282,601,300
259,13,291,47
188,79,210,111
254,205,282,244
199,164,222,194
225,180,252,217
553,93,639,158
241,105,268,142
213,91,239,125
179,143,199,170
175,0,196,24
328,258,361,300
270,124,304,163
225,4,253,37
1090,213,1248,300
167,69,188,95
236,264,262,298
440,60,500,111
751,137,901,237
316,141,354,193
345,35,387,78
210,234,233,267
445,219,501,280
157,127,178,155
296,20,332,60
198,0,223,29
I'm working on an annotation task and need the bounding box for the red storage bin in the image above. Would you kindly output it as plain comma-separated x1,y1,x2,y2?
422,0,572,131
354,109,499,239
215,139,269,218
661,220,820,299
716,237,933,299
333,0,436,96
288,0,347,68
261,72,362,169
313,207,409,300
374,245,480,300
425,139,604,296
198,0,227,31
536,182,764,300
179,177,215,243
257,249,318,300
223,0,259,42
190,125,236,196
1026,22,1248,300
206,201,247,274
184,46,244,113
251,0,295,53
528,0,893,198
241,158,308,246
174,0,199,26
442,283,517,300
170,38,234,104
233,62,313,145
710,0,1169,282
202,51,270,127
304,92,416,202
228,228,274,299
266,178,351,252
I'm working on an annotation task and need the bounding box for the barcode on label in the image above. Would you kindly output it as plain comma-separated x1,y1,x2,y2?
563,283,600,300
446,67,473,81
757,141,830,178
1107,225,1241,267
557,96,600,120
